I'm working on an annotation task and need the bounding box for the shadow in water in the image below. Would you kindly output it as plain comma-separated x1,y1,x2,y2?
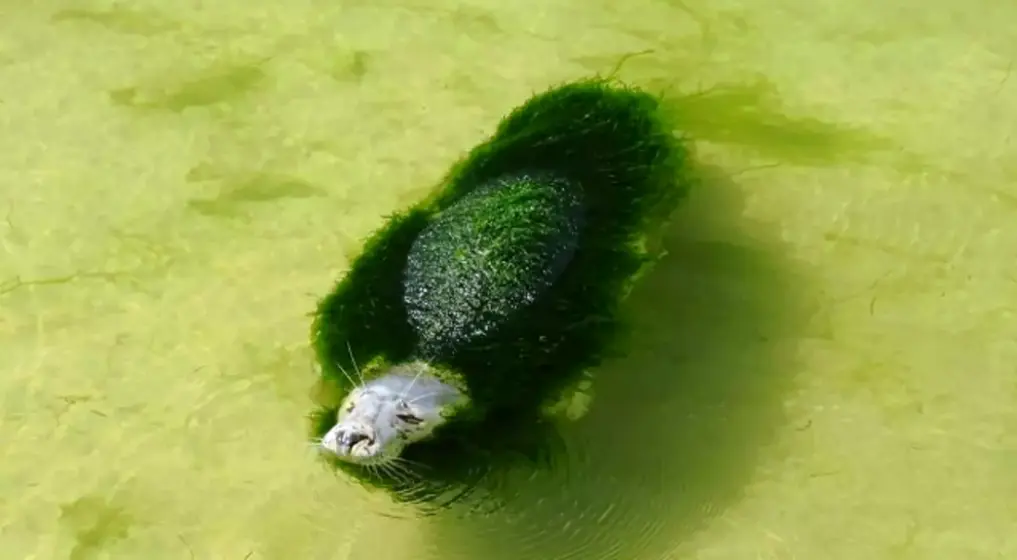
407,163,813,559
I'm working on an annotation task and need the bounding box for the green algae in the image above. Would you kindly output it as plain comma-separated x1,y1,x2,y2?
404,172,584,359
309,77,695,505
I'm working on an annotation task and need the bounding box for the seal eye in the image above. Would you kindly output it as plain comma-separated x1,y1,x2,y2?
396,413,423,425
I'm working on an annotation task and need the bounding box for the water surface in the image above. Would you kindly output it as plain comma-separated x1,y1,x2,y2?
1,1,1015,559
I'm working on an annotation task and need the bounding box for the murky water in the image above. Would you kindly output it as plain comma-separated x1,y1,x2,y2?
2,1,1015,559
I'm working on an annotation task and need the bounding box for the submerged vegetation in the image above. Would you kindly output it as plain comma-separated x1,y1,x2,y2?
309,77,695,507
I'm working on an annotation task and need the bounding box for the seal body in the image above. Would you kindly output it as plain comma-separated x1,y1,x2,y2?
311,78,692,482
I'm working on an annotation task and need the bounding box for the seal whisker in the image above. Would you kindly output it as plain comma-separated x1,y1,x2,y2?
310,440,333,456
345,340,367,386
378,462,412,485
386,462,418,485
405,390,445,404
398,363,427,401
384,463,411,485
334,360,360,389
391,456,429,473
394,462,422,484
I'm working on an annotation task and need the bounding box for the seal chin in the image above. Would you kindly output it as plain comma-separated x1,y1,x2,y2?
335,442,384,465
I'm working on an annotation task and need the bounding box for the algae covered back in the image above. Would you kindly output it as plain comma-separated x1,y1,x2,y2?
404,172,583,359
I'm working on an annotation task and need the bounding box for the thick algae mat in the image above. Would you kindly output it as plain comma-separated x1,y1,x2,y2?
1,0,1015,559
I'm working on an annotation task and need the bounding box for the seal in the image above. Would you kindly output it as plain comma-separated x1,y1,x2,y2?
310,78,694,492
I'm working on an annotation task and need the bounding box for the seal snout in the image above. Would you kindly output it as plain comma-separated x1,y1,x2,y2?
326,420,378,458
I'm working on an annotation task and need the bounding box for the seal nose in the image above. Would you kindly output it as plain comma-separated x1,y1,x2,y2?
336,428,373,453
339,430,369,447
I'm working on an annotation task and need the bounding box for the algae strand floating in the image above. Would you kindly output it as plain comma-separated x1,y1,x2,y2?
309,78,694,503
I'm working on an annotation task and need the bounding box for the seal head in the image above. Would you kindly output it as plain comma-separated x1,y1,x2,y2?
320,362,466,466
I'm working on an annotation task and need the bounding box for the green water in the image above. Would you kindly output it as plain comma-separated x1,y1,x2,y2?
1,1,1014,559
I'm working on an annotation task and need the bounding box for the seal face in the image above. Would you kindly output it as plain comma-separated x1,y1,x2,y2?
320,361,467,466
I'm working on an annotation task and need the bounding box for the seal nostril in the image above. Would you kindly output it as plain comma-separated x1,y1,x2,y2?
350,432,369,446
340,431,369,448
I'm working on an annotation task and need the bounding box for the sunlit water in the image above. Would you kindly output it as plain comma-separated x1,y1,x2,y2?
2,1,1015,559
